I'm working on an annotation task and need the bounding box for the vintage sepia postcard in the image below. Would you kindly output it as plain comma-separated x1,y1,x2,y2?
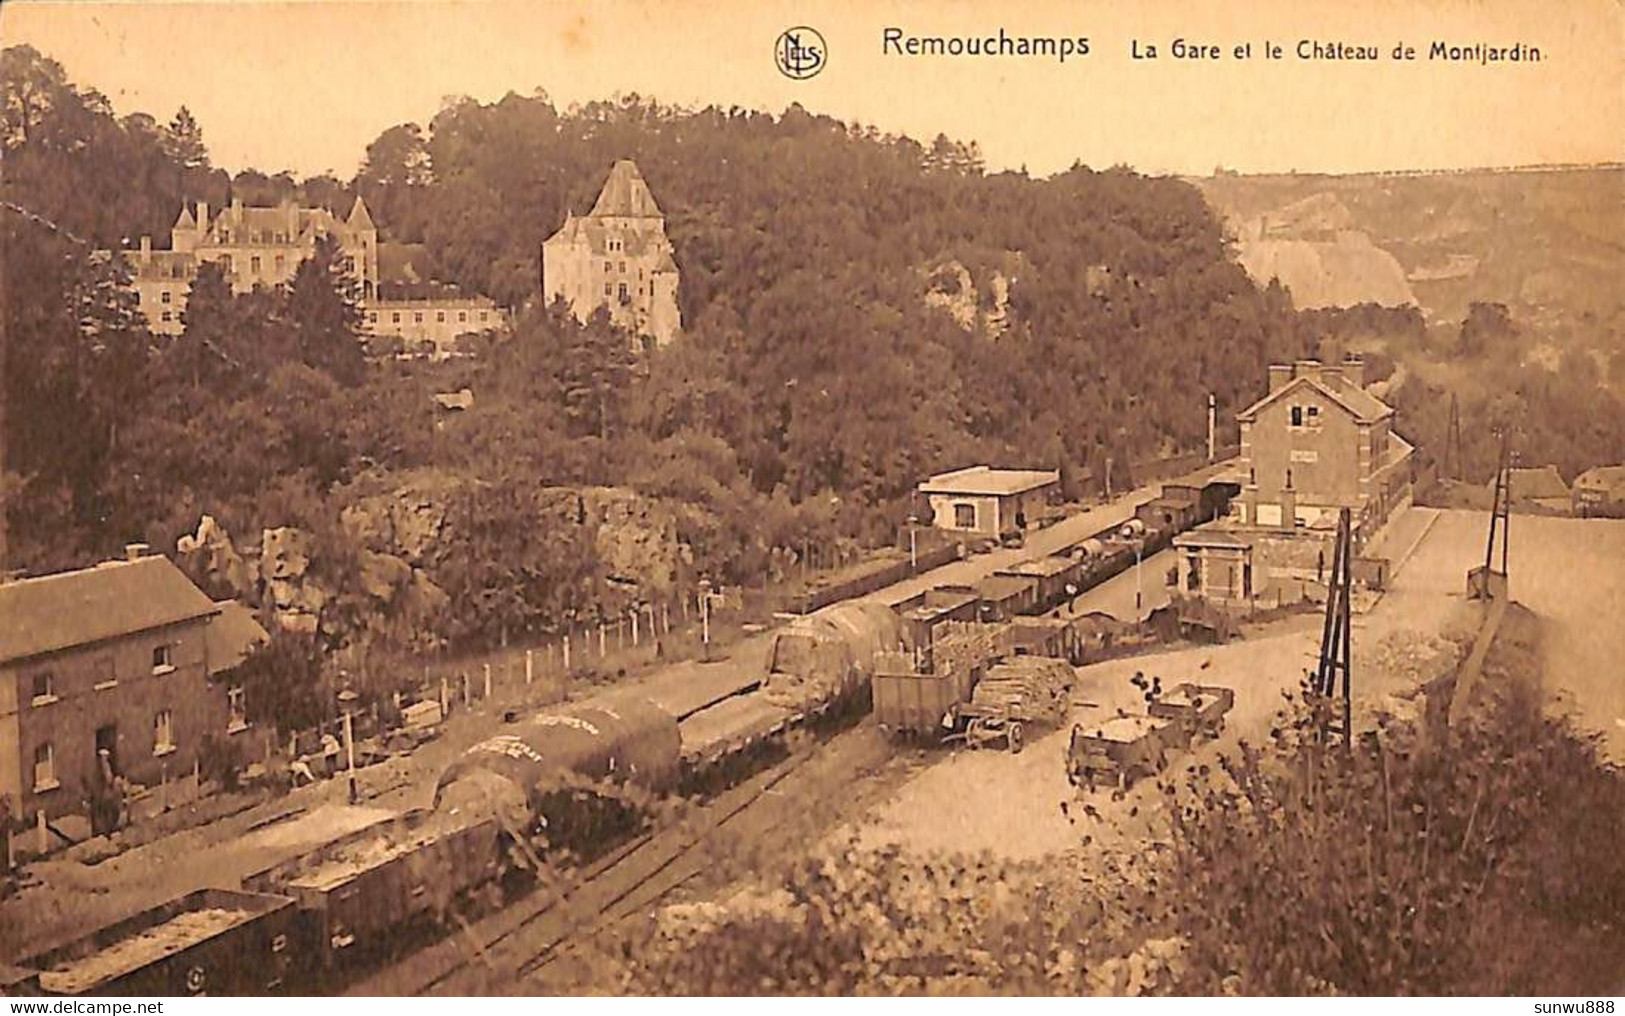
0,0,1622,1001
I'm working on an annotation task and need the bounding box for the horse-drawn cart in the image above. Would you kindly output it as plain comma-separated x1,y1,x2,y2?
949,657,1071,754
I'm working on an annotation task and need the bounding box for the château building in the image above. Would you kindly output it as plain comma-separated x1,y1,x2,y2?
126,196,379,335
541,159,682,348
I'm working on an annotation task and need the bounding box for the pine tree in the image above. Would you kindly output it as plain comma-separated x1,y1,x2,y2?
165,105,209,170
286,233,365,386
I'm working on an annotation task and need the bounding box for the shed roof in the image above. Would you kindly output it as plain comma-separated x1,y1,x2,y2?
919,466,1060,497
0,556,220,666
1497,465,1571,500
976,574,1036,602
999,556,1078,579
1174,527,1253,550
206,600,270,675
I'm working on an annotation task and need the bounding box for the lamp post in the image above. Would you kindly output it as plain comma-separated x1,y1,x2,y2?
698,578,713,660
1135,541,1144,615
337,688,359,805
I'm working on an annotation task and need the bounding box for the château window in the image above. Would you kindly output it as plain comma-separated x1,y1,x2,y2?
368,312,378,324
152,644,173,674
228,686,248,732
604,283,612,296
604,261,612,273
34,742,57,791
275,255,285,273
479,311,488,322
31,671,56,706
436,311,446,323
414,312,424,324
458,311,467,323
618,261,626,273
154,710,176,755
250,256,261,274
393,312,402,324
161,290,172,304
161,310,173,323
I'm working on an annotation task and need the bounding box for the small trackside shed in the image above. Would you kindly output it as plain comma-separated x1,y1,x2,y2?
918,466,1061,540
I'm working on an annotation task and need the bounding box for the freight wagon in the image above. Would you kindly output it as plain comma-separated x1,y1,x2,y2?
20,888,300,996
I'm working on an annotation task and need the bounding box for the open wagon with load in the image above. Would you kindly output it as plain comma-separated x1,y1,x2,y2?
1148,682,1234,744
1065,714,1182,791
21,888,301,996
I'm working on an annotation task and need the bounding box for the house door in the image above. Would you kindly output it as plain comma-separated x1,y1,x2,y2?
95,724,119,778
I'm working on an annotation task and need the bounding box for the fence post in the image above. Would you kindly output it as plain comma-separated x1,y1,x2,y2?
525,649,534,686
663,603,671,633
461,673,470,708
484,663,492,700
440,676,449,717
563,634,571,671
631,610,640,647
599,624,607,656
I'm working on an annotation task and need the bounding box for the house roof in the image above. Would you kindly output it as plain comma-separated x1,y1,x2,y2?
1236,371,1394,425
206,600,270,675
919,466,1060,497
588,160,664,218
1575,465,1625,492
1497,465,1571,500
0,556,221,666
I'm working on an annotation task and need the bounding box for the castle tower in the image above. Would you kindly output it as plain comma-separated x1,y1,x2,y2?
541,159,682,348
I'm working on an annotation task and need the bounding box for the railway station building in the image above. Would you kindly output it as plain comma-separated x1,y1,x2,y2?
1174,356,1414,609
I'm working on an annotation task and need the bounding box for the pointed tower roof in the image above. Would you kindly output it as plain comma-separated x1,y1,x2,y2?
174,204,197,230
347,196,376,231
588,160,663,218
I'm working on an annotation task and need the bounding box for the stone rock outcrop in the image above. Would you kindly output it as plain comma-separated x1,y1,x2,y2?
922,254,1024,340
175,514,255,599
259,526,329,635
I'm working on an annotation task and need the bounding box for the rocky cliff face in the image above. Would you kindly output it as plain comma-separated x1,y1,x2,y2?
922,253,1026,339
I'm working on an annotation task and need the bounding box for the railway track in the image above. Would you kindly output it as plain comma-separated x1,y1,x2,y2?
347,726,889,995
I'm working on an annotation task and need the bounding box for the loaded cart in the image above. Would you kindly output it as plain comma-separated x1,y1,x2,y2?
1147,682,1235,744
22,888,300,996
952,657,1072,754
1066,714,1181,791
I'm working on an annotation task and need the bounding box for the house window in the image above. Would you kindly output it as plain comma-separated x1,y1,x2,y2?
414,312,424,324
1290,406,1304,427
436,311,446,323
393,312,402,324
618,261,626,273
479,311,489,323
152,644,174,674
33,742,57,791
154,710,176,755
161,310,173,323
30,671,56,706
368,311,378,324
228,686,248,732
618,282,629,301
275,255,285,273
604,261,612,273
221,255,233,274
953,503,977,529
1307,405,1320,423
459,311,467,323
604,283,612,296
250,256,261,274
161,290,172,304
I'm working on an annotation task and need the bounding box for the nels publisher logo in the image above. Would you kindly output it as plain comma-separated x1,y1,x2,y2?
776,26,826,79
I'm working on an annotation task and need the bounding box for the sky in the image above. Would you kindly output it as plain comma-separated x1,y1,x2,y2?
3,0,1622,180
